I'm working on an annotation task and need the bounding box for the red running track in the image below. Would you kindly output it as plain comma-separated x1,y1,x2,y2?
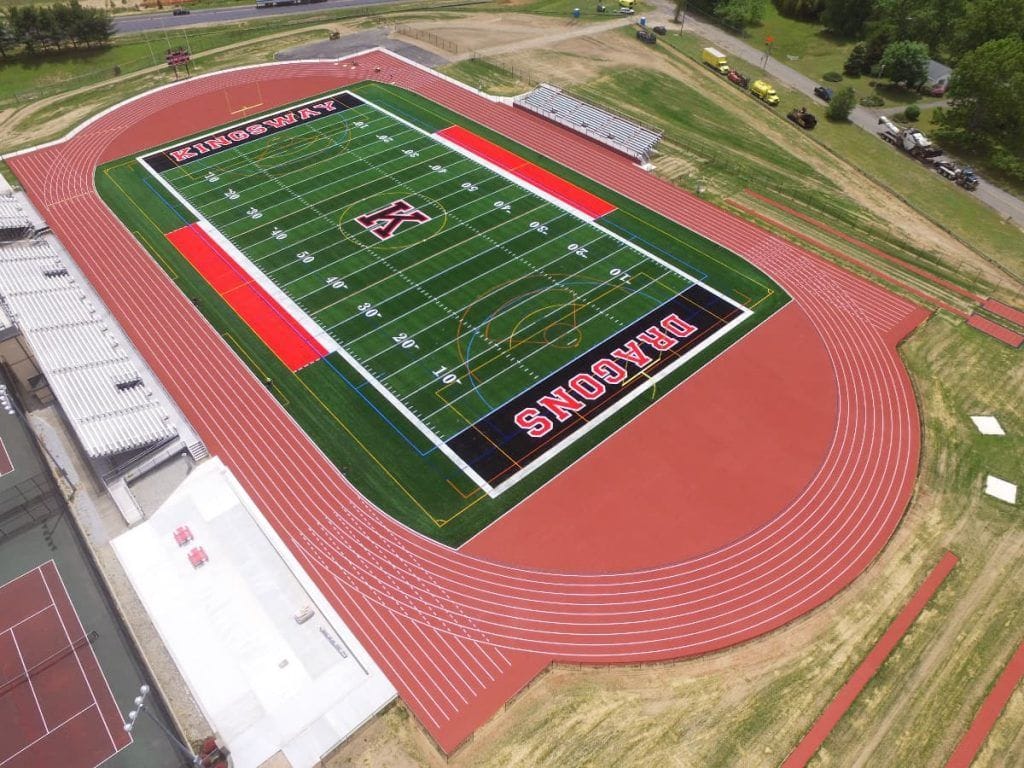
6,52,927,752
0,562,130,768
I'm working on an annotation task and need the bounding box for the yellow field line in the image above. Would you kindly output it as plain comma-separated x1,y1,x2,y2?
223,333,290,406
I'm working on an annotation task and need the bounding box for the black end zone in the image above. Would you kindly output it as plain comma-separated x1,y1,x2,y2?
446,284,744,489
141,92,365,173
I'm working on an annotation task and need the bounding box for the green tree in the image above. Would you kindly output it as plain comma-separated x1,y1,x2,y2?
0,15,13,58
821,0,874,37
843,42,869,74
879,39,930,87
773,0,825,20
714,0,766,31
950,0,1024,61
826,86,857,120
941,35,1024,152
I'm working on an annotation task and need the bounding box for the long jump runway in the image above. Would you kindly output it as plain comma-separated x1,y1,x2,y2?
6,51,928,752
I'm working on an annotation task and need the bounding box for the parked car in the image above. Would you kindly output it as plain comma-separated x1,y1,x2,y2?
813,85,833,102
172,6,190,14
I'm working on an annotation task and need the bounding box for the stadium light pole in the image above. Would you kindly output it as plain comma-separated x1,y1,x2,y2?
124,685,202,767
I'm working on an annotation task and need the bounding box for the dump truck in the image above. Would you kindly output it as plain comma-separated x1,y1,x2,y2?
750,80,780,106
878,117,943,159
702,47,730,75
787,107,817,130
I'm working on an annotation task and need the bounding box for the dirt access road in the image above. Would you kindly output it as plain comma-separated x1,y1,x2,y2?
647,0,1024,229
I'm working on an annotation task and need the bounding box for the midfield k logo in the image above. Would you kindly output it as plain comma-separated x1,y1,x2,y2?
355,200,431,240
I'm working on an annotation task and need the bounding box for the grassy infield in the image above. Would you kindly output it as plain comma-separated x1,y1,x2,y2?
6,3,1023,764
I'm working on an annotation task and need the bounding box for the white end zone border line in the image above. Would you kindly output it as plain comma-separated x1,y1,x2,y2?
136,91,752,499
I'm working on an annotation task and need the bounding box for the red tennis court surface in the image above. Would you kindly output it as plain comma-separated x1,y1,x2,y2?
7,52,932,752
0,561,130,768
167,223,327,371
0,436,12,477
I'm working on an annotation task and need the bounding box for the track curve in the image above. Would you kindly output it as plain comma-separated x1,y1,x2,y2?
6,52,928,751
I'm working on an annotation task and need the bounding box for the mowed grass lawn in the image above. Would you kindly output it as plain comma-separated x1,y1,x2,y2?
98,80,786,545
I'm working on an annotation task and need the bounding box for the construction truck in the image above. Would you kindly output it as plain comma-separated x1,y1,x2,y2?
617,0,635,12
935,161,980,190
750,80,780,106
877,116,943,160
701,47,730,75
636,26,657,44
787,106,817,130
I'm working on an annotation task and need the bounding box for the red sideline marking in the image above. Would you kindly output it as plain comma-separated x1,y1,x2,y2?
437,124,616,219
782,551,959,768
982,298,1024,328
967,313,1024,348
744,189,985,303
166,224,327,371
946,639,1024,767
0,435,12,478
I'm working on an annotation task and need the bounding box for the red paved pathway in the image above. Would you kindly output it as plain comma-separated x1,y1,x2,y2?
7,52,927,752
946,638,1024,768
782,551,959,768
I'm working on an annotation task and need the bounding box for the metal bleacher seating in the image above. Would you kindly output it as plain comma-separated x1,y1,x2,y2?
0,240,177,457
0,196,33,241
514,83,663,164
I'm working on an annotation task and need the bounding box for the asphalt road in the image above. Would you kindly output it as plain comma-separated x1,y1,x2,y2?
114,0,395,34
651,3,1024,229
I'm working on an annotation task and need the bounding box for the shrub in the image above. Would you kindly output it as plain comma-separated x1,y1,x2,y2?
826,87,857,120
904,104,920,121
859,94,885,107
823,71,843,82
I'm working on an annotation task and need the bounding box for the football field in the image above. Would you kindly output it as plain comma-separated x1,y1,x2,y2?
139,91,751,496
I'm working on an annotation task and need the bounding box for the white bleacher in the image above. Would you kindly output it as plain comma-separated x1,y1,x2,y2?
0,239,177,457
514,83,663,163
0,196,33,240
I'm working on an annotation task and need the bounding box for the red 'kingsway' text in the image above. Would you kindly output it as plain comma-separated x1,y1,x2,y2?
166,101,338,163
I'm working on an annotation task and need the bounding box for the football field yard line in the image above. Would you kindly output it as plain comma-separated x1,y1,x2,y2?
288,187,542,301
414,269,684,424
172,115,456,222
140,90,752,496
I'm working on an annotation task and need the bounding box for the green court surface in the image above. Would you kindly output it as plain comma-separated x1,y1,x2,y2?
98,81,788,546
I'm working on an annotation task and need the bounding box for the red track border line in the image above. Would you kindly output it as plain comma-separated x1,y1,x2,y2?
981,298,1024,329
967,313,1024,347
166,223,328,371
437,125,616,218
743,189,985,304
728,199,963,317
782,551,959,768
945,638,1024,767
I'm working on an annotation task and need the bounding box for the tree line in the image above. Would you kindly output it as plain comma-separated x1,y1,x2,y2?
685,0,1024,182
0,0,115,57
